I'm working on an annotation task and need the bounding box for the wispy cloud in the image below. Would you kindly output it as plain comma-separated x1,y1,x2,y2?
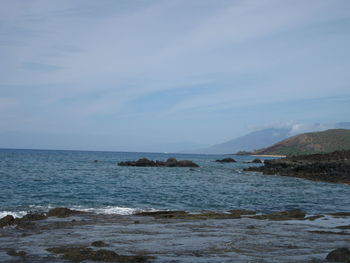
0,0,350,150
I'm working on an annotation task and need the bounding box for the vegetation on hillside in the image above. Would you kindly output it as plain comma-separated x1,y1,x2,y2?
253,129,350,156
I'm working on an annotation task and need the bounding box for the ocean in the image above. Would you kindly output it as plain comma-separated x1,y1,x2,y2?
1,148,349,217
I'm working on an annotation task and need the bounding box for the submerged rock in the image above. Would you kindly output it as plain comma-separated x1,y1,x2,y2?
135,210,242,220
229,209,256,216
91,241,109,247
0,215,15,228
252,209,306,221
118,158,199,168
47,246,154,262
6,249,26,257
326,247,350,262
215,158,236,163
47,207,82,218
20,212,48,221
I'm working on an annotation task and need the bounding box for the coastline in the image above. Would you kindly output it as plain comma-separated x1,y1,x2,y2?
250,154,286,158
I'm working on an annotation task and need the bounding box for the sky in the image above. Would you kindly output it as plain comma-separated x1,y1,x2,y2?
0,0,350,152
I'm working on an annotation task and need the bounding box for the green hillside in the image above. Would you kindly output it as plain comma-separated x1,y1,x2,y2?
253,129,350,156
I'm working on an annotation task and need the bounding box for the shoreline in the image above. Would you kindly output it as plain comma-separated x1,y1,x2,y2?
250,154,286,158
1,208,350,262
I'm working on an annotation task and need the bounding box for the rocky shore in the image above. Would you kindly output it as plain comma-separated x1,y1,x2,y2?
1,207,350,262
244,150,350,184
118,157,199,167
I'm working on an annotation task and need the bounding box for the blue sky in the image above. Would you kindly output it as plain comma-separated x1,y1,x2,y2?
0,0,350,152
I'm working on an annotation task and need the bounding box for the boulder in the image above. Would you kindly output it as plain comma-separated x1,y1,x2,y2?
252,158,262,163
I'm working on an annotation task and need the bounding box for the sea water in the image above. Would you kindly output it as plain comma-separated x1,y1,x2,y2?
1,148,349,217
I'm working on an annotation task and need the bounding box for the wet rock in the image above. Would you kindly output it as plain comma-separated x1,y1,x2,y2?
336,225,350,230
91,241,109,247
0,215,15,228
47,207,82,218
326,248,350,262
135,210,241,220
47,246,154,262
118,158,199,167
329,212,350,217
305,215,324,221
215,158,236,163
135,210,189,219
229,209,256,216
6,249,26,257
252,158,262,163
252,209,306,221
20,212,48,221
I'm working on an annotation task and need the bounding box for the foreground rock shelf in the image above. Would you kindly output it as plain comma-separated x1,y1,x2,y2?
1,208,350,262
118,157,199,167
244,150,350,184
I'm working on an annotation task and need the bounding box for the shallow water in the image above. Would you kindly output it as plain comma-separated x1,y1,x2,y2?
1,148,350,216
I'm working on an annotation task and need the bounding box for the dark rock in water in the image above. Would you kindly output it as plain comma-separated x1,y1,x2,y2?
251,158,262,163
6,249,26,257
336,225,350,230
47,207,82,218
91,241,109,247
118,158,199,168
229,209,256,216
329,212,350,217
326,247,350,262
47,246,154,262
0,215,15,228
135,210,242,220
94,160,99,163
244,150,350,184
252,209,306,221
20,212,48,221
215,158,236,163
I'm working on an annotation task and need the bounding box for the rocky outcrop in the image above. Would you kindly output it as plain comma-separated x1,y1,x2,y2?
251,158,262,163
326,248,350,262
244,150,350,184
118,158,199,167
215,158,236,163
47,207,82,218
0,215,15,228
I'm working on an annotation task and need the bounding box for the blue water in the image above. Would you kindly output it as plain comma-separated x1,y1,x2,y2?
1,148,349,216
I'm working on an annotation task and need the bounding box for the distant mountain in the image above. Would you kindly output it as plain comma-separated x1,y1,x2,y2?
186,128,291,154
253,129,350,156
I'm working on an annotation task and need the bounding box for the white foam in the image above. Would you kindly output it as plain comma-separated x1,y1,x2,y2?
0,211,27,218
74,206,145,215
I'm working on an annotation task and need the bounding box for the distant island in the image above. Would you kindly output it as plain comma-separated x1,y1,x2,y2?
239,129,350,156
